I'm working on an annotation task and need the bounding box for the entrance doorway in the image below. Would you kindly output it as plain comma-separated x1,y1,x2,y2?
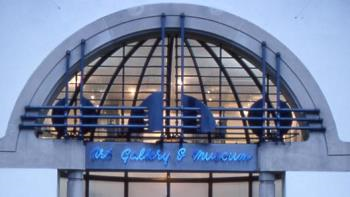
59,171,283,197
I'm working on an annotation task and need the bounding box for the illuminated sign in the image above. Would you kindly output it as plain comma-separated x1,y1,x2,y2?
117,147,253,167
86,142,257,172
90,146,112,161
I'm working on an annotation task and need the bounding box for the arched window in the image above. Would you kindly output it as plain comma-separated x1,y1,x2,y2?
21,27,323,144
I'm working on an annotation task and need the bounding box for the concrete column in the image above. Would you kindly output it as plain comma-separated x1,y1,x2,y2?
259,172,275,197
67,170,84,197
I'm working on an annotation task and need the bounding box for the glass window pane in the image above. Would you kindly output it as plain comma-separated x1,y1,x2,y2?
129,183,166,197
253,181,259,197
171,183,208,197
213,182,248,197
89,181,123,197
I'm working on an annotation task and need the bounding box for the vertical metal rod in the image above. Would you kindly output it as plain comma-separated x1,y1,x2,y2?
248,173,253,197
122,45,125,125
219,45,222,111
161,13,166,141
161,13,166,96
180,13,185,143
276,53,281,140
180,14,185,103
64,50,71,139
74,73,78,133
261,42,267,142
266,74,270,139
85,171,89,197
166,172,171,197
124,172,129,197
122,45,129,197
165,37,174,138
219,45,223,142
79,39,86,140
209,173,213,197
175,37,179,135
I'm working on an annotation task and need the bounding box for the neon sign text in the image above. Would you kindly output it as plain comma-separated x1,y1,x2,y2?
121,148,170,166
119,147,252,167
90,147,112,161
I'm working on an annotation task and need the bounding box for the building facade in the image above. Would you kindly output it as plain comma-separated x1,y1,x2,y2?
0,2,350,197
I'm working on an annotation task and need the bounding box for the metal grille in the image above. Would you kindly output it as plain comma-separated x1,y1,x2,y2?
20,16,324,143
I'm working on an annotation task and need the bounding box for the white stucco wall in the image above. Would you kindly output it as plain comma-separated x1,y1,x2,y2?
0,0,349,196
0,168,57,197
285,172,350,197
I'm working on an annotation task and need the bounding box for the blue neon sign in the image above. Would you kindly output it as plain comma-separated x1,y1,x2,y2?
121,148,170,166
192,149,252,162
86,142,257,171
90,146,112,161
119,147,252,166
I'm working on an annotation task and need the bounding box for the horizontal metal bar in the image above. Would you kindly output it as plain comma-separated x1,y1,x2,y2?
176,84,274,87
26,106,202,111
164,106,200,110
25,106,147,111
56,98,153,102
69,135,261,141
70,82,268,87
175,74,266,79
214,116,323,123
105,55,253,59
25,124,323,131
163,116,200,119
88,134,299,141
164,125,200,129
21,114,147,120
174,99,263,103
92,65,256,70
53,99,262,103
173,92,272,95
215,125,325,131
58,90,168,94
39,128,300,135
209,107,320,113
69,82,165,86
83,174,262,183
43,134,301,142
39,129,265,135
95,74,166,77
22,114,322,122
20,124,147,129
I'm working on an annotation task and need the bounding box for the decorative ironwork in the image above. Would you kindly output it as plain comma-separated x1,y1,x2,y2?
19,14,325,144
